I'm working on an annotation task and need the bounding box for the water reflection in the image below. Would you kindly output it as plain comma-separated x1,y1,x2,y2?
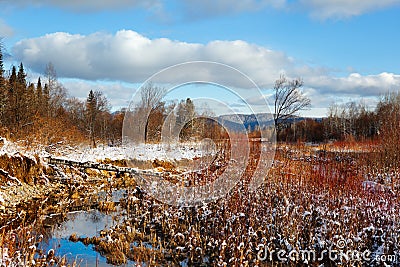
39,190,132,266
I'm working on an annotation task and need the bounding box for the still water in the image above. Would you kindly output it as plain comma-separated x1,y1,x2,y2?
40,190,135,266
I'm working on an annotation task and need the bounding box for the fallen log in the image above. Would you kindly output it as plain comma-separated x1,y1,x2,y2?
46,157,163,177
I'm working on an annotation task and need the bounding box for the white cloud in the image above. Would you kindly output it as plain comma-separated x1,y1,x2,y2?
0,19,14,38
241,71,400,115
305,72,400,96
12,30,295,87
11,30,400,115
300,0,400,19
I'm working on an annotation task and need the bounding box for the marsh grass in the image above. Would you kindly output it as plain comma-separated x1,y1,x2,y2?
0,221,83,267
80,142,399,266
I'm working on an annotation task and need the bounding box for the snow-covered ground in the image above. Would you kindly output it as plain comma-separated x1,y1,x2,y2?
1,137,217,163
0,137,39,162
49,142,217,163
0,137,26,156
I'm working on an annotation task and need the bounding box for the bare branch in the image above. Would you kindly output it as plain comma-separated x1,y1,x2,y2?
273,74,311,134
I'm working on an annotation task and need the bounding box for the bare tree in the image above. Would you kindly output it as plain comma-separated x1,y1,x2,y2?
44,62,67,117
139,82,165,110
376,91,400,168
129,82,165,143
273,74,311,138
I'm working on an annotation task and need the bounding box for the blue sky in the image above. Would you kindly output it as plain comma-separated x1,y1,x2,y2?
1,0,400,116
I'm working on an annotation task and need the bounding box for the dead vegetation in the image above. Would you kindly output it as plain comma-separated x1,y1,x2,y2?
0,153,45,185
64,142,398,266
0,139,399,266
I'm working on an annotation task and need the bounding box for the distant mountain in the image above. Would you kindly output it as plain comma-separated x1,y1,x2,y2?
217,113,322,131
218,113,274,131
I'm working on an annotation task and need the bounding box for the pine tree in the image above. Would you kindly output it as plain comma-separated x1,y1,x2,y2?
85,90,110,147
185,98,195,119
36,77,43,113
17,62,26,88
15,63,28,127
0,43,7,126
175,98,196,140
6,66,18,128
86,90,97,147
0,42,5,89
8,66,16,94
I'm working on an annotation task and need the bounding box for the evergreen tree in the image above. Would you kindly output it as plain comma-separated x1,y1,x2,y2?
86,90,97,147
36,77,43,112
175,98,196,140
185,98,195,119
6,66,17,127
15,63,29,127
17,62,27,88
8,66,16,94
0,43,7,126
0,42,5,89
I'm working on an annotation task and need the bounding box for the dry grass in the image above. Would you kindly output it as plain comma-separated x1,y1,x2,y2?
81,142,399,266
0,224,82,266
1,139,398,266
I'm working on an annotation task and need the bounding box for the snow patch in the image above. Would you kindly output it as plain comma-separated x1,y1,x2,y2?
56,143,214,162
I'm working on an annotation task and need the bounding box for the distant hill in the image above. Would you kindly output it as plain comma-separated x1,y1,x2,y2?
218,113,273,131
217,113,322,131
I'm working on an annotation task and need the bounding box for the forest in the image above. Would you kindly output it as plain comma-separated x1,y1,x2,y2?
0,44,124,147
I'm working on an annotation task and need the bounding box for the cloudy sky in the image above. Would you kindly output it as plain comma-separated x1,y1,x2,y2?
1,0,400,116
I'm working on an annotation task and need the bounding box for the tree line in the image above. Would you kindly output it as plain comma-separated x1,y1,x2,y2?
0,45,123,146
275,92,400,155
128,83,227,143
267,74,399,147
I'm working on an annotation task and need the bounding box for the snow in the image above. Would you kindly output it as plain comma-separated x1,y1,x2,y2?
0,247,9,265
363,225,375,232
1,136,215,165
0,137,20,155
55,143,215,162
0,137,41,163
